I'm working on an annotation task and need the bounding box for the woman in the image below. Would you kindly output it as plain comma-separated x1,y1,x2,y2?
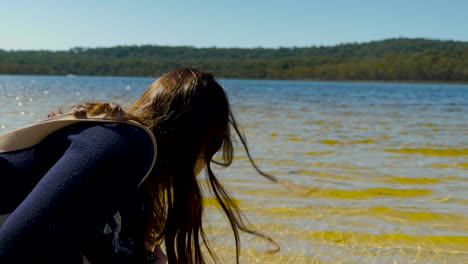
0,68,279,263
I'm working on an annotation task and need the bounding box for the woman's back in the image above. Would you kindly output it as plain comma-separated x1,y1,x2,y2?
0,122,155,263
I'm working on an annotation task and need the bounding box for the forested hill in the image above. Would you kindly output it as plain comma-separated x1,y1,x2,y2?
0,38,467,82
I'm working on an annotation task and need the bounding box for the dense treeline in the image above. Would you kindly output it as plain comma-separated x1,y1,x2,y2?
0,38,467,81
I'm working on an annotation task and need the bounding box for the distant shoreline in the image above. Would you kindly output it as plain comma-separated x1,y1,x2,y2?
1,73,467,86
1,38,467,83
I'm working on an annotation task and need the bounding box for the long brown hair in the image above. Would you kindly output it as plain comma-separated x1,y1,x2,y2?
66,68,279,263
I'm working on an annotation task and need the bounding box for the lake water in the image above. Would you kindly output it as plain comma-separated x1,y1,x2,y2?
0,75,467,263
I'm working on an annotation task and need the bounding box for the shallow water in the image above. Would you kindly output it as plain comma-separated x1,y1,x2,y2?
1,75,467,263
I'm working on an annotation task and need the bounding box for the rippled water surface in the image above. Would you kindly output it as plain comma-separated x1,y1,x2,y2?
1,75,467,263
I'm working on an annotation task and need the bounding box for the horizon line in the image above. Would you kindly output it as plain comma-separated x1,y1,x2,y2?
1,37,466,52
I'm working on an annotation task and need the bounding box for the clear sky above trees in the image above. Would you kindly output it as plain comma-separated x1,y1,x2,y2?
1,0,467,50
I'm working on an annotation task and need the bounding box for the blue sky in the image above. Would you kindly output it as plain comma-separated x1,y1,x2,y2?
1,0,467,50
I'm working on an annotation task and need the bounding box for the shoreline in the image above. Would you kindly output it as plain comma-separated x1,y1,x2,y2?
1,73,467,86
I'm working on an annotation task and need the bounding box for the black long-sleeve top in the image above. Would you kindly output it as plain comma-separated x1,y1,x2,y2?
0,122,155,263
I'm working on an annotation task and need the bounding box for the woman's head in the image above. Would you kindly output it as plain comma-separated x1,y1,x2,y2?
130,68,232,174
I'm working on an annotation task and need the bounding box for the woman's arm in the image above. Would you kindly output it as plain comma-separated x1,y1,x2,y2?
0,123,154,263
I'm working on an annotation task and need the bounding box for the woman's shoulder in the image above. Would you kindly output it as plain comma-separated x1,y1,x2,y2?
52,121,157,186
40,120,155,167
79,121,152,143
64,121,155,155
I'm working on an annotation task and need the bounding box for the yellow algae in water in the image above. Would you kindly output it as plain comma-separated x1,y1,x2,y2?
296,169,317,175
370,206,439,221
270,133,277,137
271,159,302,166
439,175,468,187
232,155,246,161
366,206,468,225
297,169,356,180
320,139,375,145
296,169,327,176
385,148,468,156
304,151,333,155
308,187,431,199
288,136,306,142
434,162,468,168
351,139,375,144
321,139,340,145
384,176,441,184
257,205,468,225
311,162,330,167
431,163,453,168
306,231,468,250
417,123,437,127
262,207,316,219
430,195,452,203
315,120,325,125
